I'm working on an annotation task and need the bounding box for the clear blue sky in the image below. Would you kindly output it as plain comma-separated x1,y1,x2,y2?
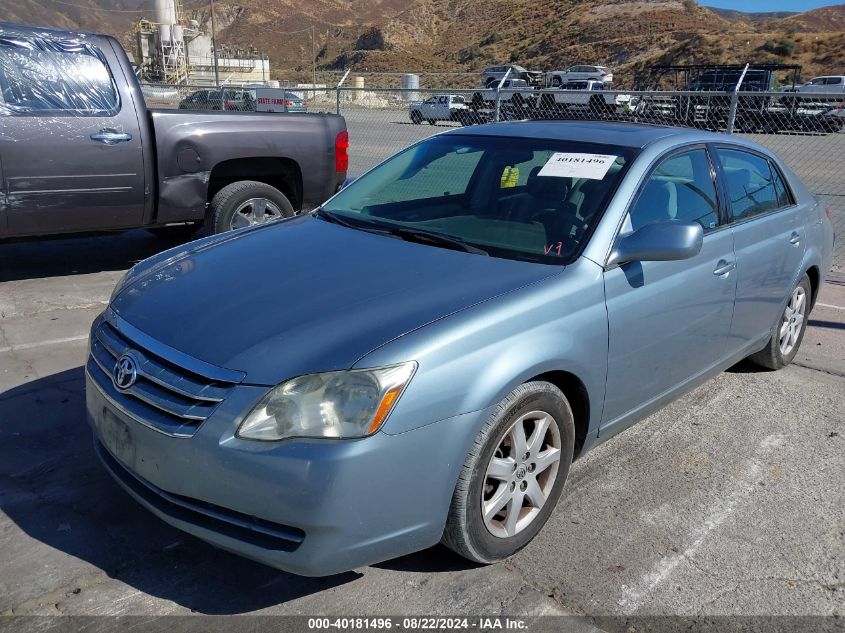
701,0,839,11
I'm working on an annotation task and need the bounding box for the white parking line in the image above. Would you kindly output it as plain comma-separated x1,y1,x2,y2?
0,334,88,354
617,434,786,615
816,302,845,311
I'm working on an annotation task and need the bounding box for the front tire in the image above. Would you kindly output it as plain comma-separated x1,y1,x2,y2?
442,381,574,564
208,181,294,234
748,274,811,370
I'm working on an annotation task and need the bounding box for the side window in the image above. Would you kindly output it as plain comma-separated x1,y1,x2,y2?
717,149,780,221
0,38,117,115
769,161,794,208
628,149,719,232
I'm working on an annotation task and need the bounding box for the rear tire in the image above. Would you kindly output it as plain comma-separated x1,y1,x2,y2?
748,274,811,370
427,119,436,125
208,181,294,235
442,381,574,564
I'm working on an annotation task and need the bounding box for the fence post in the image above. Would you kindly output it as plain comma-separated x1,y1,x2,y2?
336,69,351,116
494,67,512,123
725,63,749,134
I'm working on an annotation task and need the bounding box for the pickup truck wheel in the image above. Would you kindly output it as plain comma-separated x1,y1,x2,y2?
410,110,423,124
442,381,574,564
427,118,436,125
146,224,200,241
209,181,294,234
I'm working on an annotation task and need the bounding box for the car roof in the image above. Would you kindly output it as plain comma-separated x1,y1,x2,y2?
442,121,729,149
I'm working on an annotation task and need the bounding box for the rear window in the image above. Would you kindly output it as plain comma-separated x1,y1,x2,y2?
0,34,118,115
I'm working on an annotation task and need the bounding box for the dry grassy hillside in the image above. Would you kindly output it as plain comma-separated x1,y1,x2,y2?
200,0,845,87
1,0,844,88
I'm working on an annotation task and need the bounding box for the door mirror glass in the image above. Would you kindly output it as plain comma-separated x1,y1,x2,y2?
608,220,703,266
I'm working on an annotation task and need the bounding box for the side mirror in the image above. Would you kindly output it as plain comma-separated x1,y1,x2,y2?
607,220,703,267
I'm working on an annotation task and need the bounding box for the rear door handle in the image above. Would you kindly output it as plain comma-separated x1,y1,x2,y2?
789,231,801,245
90,128,132,145
713,260,736,276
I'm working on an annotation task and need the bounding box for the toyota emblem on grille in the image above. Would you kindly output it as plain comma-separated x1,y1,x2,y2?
113,354,138,390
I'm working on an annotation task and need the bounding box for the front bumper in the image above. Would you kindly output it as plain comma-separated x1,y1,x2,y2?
86,369,485,576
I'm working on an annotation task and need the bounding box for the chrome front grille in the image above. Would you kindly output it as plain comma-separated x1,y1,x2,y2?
87,318,240,437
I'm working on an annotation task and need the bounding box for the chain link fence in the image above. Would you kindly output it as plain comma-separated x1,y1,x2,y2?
144,82,844,272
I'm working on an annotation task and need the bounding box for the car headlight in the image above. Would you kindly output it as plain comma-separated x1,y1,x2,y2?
237,362,417,441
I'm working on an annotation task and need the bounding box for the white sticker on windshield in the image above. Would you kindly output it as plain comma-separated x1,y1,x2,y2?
538,153,618,180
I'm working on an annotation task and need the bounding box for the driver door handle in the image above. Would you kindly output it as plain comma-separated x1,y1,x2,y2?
713,260,736,276
90,128,132,145
789,231,801,245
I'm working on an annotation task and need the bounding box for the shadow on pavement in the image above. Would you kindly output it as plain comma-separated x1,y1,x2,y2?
374,544,479,574
807,319,845,331
0,230,193,283
0,366,359,614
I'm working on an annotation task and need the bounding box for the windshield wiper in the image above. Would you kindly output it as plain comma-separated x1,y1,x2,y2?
390,227,489,256
313,207,360,229
313,207,395,235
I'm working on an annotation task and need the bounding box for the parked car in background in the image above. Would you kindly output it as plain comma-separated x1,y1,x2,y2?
482,64,545,88
0,23,348,240
785,76,845,95
536,80,631,115
547,65,613,86
409,94,475,125
88,121,832,577
178,88,253,111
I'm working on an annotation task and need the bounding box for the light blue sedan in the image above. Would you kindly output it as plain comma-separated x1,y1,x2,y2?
86,122,835,576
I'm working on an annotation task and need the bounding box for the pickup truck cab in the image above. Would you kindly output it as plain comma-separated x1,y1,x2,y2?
0,23,348,239
537,80,631,116
409,94,471,125
471,79,537,111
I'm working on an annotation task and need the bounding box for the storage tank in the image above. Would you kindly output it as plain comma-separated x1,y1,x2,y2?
353,75,364,100
155,0,177,26
400,73,419,101
158,24,171,43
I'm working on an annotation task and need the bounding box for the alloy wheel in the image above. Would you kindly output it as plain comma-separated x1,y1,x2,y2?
482,410,562,538
230,198,284,230
779,285,807,356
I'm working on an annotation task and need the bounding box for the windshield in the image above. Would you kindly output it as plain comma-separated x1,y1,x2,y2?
322,134,634,264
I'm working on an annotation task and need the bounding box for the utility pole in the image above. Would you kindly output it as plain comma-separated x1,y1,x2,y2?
210,0,220,86
311,25,317,99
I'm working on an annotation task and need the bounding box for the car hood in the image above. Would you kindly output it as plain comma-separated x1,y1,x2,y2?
111,216,559,385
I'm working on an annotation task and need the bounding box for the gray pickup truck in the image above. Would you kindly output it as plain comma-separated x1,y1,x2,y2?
0,23,348,239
